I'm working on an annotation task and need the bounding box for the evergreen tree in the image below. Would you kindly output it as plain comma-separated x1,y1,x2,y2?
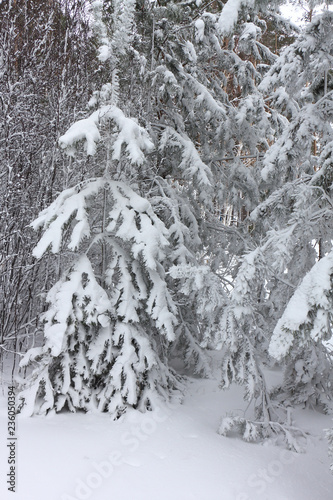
218,8,333,448
18,0,231,415
261,10,333,410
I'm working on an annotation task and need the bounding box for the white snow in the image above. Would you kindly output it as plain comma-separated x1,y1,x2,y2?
98,44,111,62
31,179,104,258
91,0,112,62
239,22,259,42
185,41,197,63
59,116,101,156
1,360,333,500
217,0,255,36
59,106,154,165
110,107,154,165
269,250,333,361
159,128,213,188
195,19,205,42
40,255,112,357
154,66,178,86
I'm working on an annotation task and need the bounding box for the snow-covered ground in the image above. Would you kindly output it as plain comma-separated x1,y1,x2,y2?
1,358,333,500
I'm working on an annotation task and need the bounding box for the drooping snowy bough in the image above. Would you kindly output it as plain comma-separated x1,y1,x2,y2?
18,0,226,417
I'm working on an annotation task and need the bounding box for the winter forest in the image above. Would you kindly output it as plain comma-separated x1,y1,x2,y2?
1,0,333,498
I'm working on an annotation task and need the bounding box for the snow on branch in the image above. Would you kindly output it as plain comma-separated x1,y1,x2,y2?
91,0,111,61
169,263,226,317
269,250,333,361
111,107,154,164
17,366,54,417
59,110,102,156
187,74,227,119
107,181,169,268
110,0,136,57
159,128,212,190
195,19,205,42
42,255,111,357
59,105,154,164
31,179,104,258
217,0,255,36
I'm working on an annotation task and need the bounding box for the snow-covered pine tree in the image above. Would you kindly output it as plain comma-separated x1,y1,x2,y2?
148,0,285,381
260,10,333,411
18,0,232,415
18,175,182,416
218,8,333,447
327,424,333,471
187,0,300,447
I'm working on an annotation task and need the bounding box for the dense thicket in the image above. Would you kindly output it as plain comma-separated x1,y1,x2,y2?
0,0,100,375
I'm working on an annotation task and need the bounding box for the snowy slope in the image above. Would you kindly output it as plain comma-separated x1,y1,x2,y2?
1,360,333,500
